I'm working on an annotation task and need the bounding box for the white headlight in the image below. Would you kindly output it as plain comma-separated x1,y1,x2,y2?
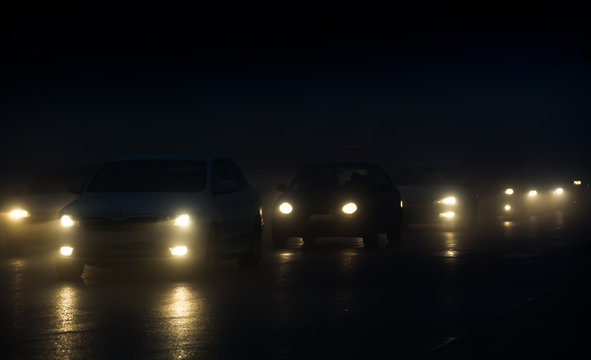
174,214,191,227
342,202,358,215
60,215,77,227
438,196,457,205
278,202,293,215
574,180,582,186
504,204,511,211
553,187,564,195
505,188,514,195
60,246,74,256
170,246,188,256
527,190,537,197
8,209,30,220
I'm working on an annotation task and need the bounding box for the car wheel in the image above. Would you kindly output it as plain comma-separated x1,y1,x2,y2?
55,260,84,280
238,225,262,270
272,229,288,249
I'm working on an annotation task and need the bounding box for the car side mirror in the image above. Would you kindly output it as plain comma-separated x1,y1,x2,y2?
214,180,240,194
276,184,288,192
68,181,84,194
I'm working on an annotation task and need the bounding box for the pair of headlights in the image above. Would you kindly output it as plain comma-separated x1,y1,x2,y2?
59,214,192,227
278,202,358,215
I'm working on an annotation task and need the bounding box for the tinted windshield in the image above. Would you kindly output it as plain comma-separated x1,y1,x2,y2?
87,160,207,192
290,167,374,191
26,167,96,194
395,167,461,185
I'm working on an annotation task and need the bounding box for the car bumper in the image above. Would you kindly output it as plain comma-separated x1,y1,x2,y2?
273,213,376,237
58,226,207,264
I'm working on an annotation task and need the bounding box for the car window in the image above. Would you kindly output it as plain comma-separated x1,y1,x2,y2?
290,167,374,191
222,159,246,187
87,160,207,192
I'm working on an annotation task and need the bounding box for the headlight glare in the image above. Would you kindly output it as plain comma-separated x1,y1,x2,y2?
60,246,74,256
553,187,564,195
342,202,358,215
504,188,514,195
60,215,77,227
170,246,188,256
8,209,30,220
437,196,457,205
173,214,191,227
278,202,293,215
527,190,538,198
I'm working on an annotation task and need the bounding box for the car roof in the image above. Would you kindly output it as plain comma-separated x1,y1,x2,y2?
110,152,217,162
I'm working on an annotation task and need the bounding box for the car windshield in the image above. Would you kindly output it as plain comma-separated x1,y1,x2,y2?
26,167,96,194
87,160,207,192
395,167,461,185
290,166,374,191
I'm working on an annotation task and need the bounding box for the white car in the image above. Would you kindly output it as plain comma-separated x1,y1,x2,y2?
56,153,263,279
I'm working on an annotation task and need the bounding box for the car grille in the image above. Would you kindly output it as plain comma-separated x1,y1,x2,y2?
81,216,160,231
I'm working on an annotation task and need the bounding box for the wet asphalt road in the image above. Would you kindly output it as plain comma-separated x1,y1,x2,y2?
1,210,590,360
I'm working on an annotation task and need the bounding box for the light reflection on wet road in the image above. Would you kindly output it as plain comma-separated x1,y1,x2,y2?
1,212,589,359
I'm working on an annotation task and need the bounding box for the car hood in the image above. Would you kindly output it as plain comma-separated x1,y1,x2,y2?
397,185,466,204
61,192,209,218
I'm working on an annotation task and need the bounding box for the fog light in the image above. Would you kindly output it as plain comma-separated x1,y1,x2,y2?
9,209,30,220
439,211,455,219
554,187,564,195
504,188,514,195
527,190,537,198
60,246,74,256
170,246,188,256
504,204,511,211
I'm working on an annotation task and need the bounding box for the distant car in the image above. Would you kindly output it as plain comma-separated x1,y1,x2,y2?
394,166,478,229
1,166,97,254
272,162,403,248
55,154,263,279
500,177,571,219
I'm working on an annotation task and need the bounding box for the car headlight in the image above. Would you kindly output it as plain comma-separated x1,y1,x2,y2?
342,202,358,215
504,204,511,211
553,187,564,195
60,214,78,227
573,180,582,186
527,190,538,198
437,196,457,205
504,188,514,195
173,214,191,227
439,211,455,218
60,246,74,256
170,245,188,256
8,209,30,220
278,202,293,215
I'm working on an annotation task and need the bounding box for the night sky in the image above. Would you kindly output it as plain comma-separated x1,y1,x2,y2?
1,9,590,183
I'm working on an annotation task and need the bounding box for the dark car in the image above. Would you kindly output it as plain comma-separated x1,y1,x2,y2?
394,166,478,229
272,163,403,248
